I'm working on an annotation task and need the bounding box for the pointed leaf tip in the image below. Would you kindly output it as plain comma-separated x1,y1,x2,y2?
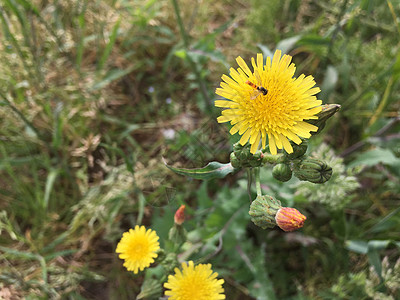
163,159,235,180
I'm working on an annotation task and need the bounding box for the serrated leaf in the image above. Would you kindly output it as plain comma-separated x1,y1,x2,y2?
164,159,235,180
348,148,400,168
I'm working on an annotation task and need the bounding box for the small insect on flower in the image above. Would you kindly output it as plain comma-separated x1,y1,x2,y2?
215,50,322,155
245,80,268,100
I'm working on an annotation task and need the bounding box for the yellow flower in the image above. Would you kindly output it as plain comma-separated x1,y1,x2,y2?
215,50,322,155
116,225,160,274
164,261,225,300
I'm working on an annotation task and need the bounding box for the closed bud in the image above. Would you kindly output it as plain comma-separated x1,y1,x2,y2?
293,157,332,184
308,104,341,136
174,205,186,225
249,195,282,229
285,140,308,159
272,163,292,182
275,207,306,232
249,151,263,167
230,152,241,169
230,143,263,168
170,205,187,246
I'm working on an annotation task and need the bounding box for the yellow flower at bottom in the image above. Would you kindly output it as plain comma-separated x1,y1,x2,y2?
215,49,322,155
116,225,160,274
164,261,225,300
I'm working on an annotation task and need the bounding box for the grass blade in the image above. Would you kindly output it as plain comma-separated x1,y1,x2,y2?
97,18,121,72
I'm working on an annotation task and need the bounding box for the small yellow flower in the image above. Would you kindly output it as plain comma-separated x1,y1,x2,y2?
116,225,160,274
164,261,225,300
215,50,322,155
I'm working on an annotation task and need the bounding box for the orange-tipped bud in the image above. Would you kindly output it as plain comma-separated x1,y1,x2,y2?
174,205,186,225
275,207,306,232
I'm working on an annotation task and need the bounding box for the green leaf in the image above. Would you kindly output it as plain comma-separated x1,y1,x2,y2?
257,43,273,59
91,65,136,90
0,246,38,259
367,240,391,250
345,240,368,254
320,65,338,101
367,248,382,280
368,207,400,233
348,148,400,168
276,35,301,54
44,168,59,209
97,18,121,71
164,159,235,180
346,239,398,280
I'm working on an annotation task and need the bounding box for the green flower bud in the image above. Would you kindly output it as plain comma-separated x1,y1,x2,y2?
233,143,251,161
293,157,333,184
285,140,308,159
308,104,341,136
168,224,187,246
230,143,263,168
272,163,292,182
230,152,241,169
249,151,263,167
249,195,282,229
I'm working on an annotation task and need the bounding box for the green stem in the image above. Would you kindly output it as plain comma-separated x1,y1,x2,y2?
246,168,252,202
254,167,262,196
261,152,284,165
170,0,211,108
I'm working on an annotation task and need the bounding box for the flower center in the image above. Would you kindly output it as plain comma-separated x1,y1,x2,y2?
180,279,210,300
129,240,149,259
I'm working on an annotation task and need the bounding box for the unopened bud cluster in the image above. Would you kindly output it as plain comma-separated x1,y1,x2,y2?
230,143,263,169
269,139,333,184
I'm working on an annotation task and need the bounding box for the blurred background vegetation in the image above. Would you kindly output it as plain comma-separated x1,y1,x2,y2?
0,0,399,299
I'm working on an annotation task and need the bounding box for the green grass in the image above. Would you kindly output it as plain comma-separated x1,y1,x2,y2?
1,0,400,298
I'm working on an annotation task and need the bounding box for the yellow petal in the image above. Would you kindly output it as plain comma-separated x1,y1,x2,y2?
250,133,260,154
268,134,277,155
280,135,293,153
239,129,251,145
236,56,252,77
217,115,231,123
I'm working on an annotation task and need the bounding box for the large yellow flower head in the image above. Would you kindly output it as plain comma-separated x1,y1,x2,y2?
215,50,322,155
115,225,160,274
164,261,225,300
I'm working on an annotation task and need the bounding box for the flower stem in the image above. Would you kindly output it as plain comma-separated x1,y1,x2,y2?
254,167,262,196
246,168,252,202
261,152,284,165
